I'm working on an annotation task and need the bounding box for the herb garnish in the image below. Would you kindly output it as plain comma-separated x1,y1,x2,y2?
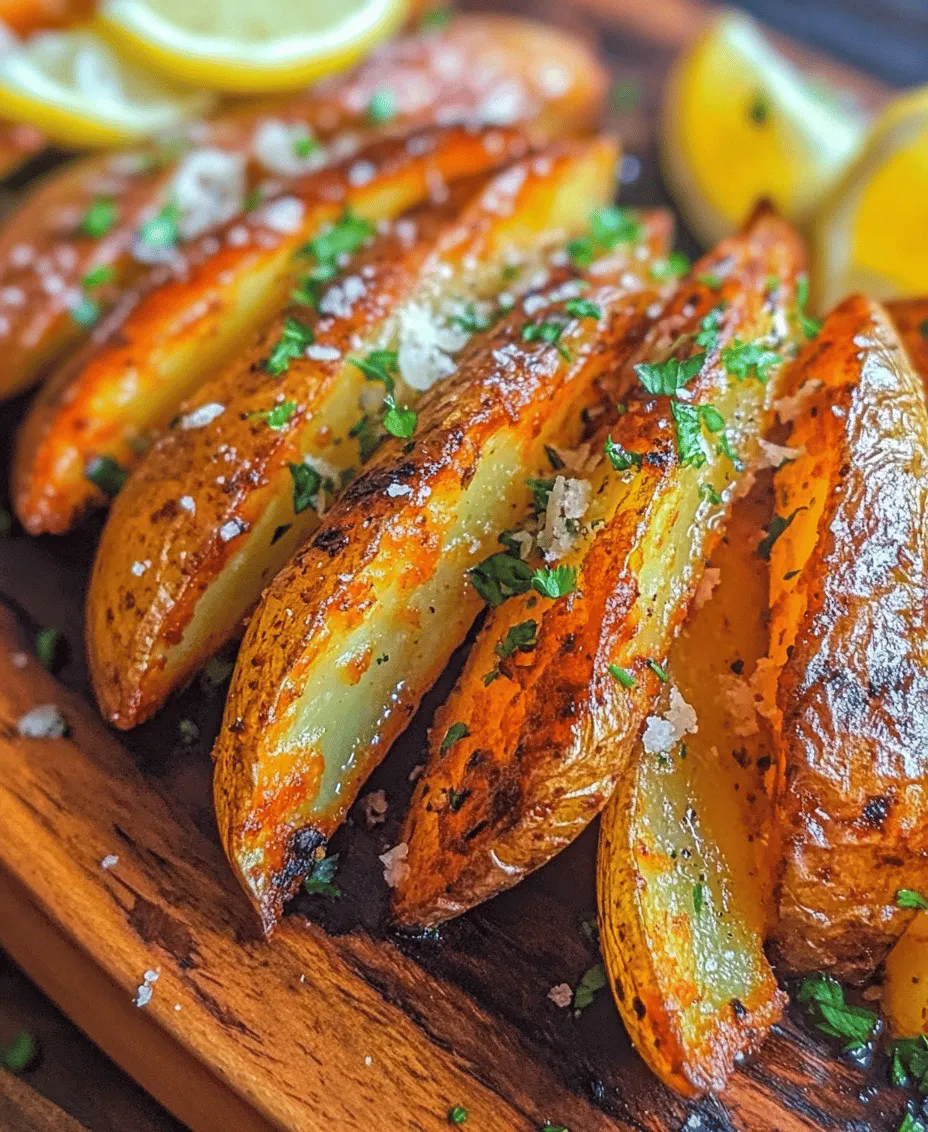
367,88,397,124
698,272,723,290
293,132,321,159
447,787,470,812
448,1106,469,1125
650,251,690,281
1,1030,36,1073
82,264,115,289
567,206,643,267
635,351,705,396
609,664,636,688
85,454,127,497
264,316,314,376
383,399,417,439
565,298,602,320
749,90,771,126
796,275,823,340
692,883,706,914
522,318,570,360
420,5,453,29
573,962,607,1011
470,551,532,606
646,658,668,682
796,974,879,1051
448,301,492,334
138,201,180,250
695,305,725,350
294,209,374,308
889,1034,928,1091
722,339,781,384
303,853,341,899
71,295,101,328
897,888,928,911
757,508,801,560
35,627,63,671
79,197,117,238
605,435,642,471
440,722,470,755
251,400,297,431
532,565,577,599
495,619,537,658
288,463,322,514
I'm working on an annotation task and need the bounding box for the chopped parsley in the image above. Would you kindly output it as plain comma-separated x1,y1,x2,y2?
201,655,234,689
495,619,537,658
383,398,417,439
757,508,801,560
610,78,641,112
288,462,322,514
264,316,314,376
699,482,722,505
81,264,115,289
670,400,706,467
35,627,63,671
293,132,321,159
470,550,532,606
889,1034,928,1092
573,962,607,1011
137,201,180,250
251,400,297,431
440,723,470,755
303,853,341,899
447,787,470,812
646,658,668,682
545,445,565,470
692,883,706,914
697,272,723,290
527,477,555,513
351,349,399,388
635,351,705,396
796,974,879,1052
448,1106,469,1125
722,339,781,384
897,888,928,911
448,301,492,334
178,718,199,746
367,88,397,124
79,197,117,238
796,275,823,340
609,664,636,688
532,565,577,599
522,318,570,360
604,435,641,471
650,251,690,280
540,1126,569,1132
421,4,453,29
1,1030,36,1073
567,206,643,267
695,305,725,350
85,454,127,497
349,414,381,463
295,209,374,308
242,186,264,213
71,295,101,329
698,404,725,432
899,1114,926,1132
565,298,602,320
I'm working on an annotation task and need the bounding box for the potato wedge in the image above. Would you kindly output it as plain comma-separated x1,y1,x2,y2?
597,478,785,1098
883,914,928,1037
214,223,675,934
765,295,928,984
86,139,630,727
393,206,807,930
0,14,605,401
14,124,531,535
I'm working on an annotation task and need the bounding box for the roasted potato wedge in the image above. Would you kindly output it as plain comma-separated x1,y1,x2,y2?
883,914,928,1037
86,139,628,727
15,124,531,535
214,221,675,933
0,13,605,401
766,295,928,984
598,478,785,1098
393,206,807,930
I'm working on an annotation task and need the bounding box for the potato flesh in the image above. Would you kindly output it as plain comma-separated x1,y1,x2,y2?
86,139,623,728
0,14,605,402
393,207,807,930
767,295,928,983
16,126,530,535
598,480,784,1098
213,235,673,933
883,914,928,1037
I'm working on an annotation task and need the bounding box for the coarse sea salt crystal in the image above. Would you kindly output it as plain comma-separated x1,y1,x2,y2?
219,519,246,542
252,119,327,178
386,483,412,498
17,704,68,739
101,854,119,869
179,495,195,513
179,402,224,430
641,687,698,754
305,343,341,362
256,196,305,234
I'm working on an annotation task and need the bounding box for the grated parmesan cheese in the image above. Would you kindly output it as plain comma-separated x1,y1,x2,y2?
397,301,469,391
180,402,224,430
642,687,698,754
537,476,591,560
319,275,366,319
252,119,327,177
256,196,305,234
17,703,68,739
692,567,721,612
171,149,246,241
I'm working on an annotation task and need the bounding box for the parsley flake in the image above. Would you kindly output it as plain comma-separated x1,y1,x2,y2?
470,551,532,606
610,78,640,112
351,349,398,390
35,626,63,671
888,1034,928,1092
79,198,117,238
295,209,374,308
796,974,879,1051
383,396,417,439
448,1106,469,1125
897,888,928,911
692,883,706,913
293,133,321,159
604,435,642,471
722,339,781,384
350,414,381,462
757,508,802,560
699,483,722,505
367,88,397,124
567,206,642,267
138,201,180,249
421,5,453,29
71,295,101,329
288,462,322,514
440,722,470,755
695,305,725,350
495,619,537,658
697,273,723,290
85,454,127,497
749,90,771,125
1,1030,36,1073
252,400,297,431
647,658,668,682
447,787,470,813
635,351,706,396
522,318,570,360
532,565,577,599
303,853,341,898
565,298,602,320
264,317,314,376
796,275,823,340
573,962,607,1011
670,400,707,468
82,264,115,289
650,251,690,280
448,301,492,334
609,664,636,688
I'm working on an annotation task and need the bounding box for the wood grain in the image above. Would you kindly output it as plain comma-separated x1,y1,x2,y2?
0,1070,89,1132
0,0,920,1130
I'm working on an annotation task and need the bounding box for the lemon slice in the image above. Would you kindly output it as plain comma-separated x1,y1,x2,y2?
661,12,868,247
813,88,928,309
0,25,210,148
96,0,408,94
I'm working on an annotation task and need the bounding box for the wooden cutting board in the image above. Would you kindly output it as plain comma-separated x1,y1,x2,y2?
0,1,910,1130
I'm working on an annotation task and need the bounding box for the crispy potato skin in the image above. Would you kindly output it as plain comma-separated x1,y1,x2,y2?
15,125,531,536
598,479,785,1099
767,295,928,984
883,913,928,1037
0,14,605,402
214,229,673,933
86,139,622,728
393,207,807,930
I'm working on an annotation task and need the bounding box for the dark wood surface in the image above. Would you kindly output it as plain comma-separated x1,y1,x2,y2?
1,1,927,1130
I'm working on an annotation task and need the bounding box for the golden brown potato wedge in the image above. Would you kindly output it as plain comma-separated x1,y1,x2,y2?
0,14,605,401
597,478,785,1099
883,914,928,1037
14,124,530,535
765,295,928,984
393,205,807,930
214,220,675,934
86,139,628,727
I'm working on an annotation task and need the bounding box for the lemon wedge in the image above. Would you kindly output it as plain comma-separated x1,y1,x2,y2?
96,0,408,94
0,25,210,148
661,12,868,247
813,88,928,308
